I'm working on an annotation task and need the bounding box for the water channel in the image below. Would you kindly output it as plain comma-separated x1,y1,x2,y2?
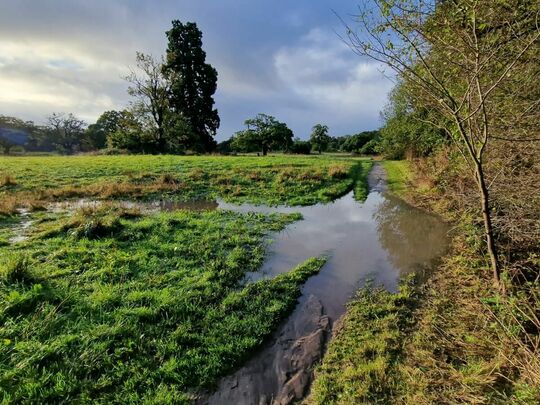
203,163,449,404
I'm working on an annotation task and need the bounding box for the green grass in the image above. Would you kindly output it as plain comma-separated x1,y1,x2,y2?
0,154,375,402
0,155,370,207
0,206,326,403
309,280,417,405
381,160,411,196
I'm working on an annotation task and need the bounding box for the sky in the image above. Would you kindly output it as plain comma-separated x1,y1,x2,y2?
0,0,394,141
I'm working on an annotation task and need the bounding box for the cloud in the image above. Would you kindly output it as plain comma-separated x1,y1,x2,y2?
0,1,394,139
273,28,394,133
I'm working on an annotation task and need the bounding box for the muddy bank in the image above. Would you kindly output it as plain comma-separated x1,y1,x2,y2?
200,295,330,405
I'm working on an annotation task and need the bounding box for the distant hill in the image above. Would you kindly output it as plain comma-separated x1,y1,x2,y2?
0,127,29,145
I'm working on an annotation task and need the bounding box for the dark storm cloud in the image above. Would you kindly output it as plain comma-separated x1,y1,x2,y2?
0,0,392,139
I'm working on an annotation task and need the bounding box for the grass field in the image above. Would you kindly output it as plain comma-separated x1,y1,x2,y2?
0,155,371,213
0,154,371,403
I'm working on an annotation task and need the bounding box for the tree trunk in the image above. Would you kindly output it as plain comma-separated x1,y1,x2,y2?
474,161,501,287
157,126,166,153
262,145,268,156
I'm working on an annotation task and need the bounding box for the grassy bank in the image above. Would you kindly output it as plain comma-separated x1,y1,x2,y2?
0,155,370,212
381,160,411,196
0,205,326,402
309,160,540,404
309,280,417,404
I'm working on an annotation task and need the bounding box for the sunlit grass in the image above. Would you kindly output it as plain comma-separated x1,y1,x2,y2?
0,206,326,402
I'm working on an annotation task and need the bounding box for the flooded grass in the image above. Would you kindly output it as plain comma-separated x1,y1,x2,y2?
0,155,388,402
0,205,325,403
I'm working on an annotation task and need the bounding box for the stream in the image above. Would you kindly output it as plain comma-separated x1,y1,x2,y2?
202,163,449,404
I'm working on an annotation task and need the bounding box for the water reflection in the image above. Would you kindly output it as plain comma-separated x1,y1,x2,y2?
218,187,448,320
205,164,449,404
374,193,448,283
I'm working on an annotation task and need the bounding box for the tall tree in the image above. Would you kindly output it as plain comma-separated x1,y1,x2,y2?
310,124,330,154
231,114,293,155
346,0,540,287
163,21,220,152
125,53,169,152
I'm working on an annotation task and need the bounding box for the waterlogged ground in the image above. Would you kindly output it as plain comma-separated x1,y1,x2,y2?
0,206,327,403
0,155,371,210
0,155,369,403
204,163,449,404
0,157,448,404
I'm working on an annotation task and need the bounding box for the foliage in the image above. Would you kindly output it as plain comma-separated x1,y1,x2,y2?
347,0,540,284
125,53,170,153
359,139,379,155
106,110,156,153
45,113,87,155
0,204,325,402
164,21,220,152
378,83,446,159
338,131,380,153
230,114,293,155
310,124,330,154
86,110,124,150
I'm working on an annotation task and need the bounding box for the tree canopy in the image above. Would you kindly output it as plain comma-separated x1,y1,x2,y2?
231,114,293,155
310,124,330,154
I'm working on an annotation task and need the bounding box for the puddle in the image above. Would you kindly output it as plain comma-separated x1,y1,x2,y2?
218,163,447,320
49,198,218,213
201,163,449,404
8,209,34,244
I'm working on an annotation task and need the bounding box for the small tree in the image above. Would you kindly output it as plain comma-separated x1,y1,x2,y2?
231,114,293,155
310,124,330,154
125,53,169,153
345,0,540,287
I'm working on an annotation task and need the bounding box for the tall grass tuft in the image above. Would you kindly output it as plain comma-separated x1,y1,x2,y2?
0,254,33,283
327,164,349,179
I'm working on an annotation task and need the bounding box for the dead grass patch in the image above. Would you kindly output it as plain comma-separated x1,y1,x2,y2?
0,196,18,216
0,174,17,187
327,164,349,179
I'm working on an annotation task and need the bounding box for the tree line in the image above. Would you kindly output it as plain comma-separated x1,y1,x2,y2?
354,0,539,288
0,21,218,155
0,20,382,157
